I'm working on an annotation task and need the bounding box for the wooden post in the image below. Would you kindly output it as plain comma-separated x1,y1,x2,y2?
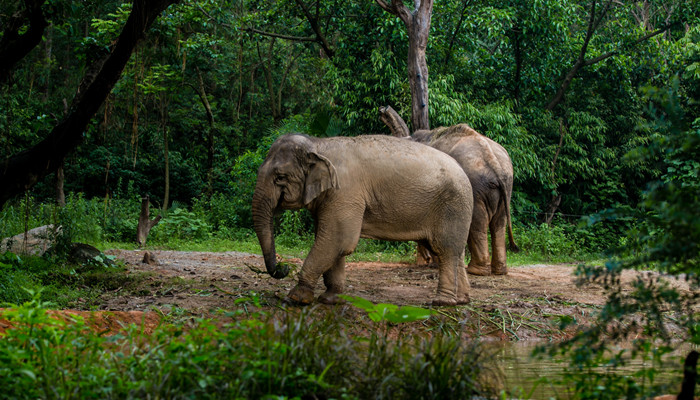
136,195,161,247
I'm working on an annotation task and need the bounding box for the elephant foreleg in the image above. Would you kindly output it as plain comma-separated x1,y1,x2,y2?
287,245,336,305
287,215,361,305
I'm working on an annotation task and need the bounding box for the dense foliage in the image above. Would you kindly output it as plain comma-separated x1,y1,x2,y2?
2,0,697,246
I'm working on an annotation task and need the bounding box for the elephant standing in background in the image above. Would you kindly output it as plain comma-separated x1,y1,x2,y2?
412,124,519,276
252,134,474,306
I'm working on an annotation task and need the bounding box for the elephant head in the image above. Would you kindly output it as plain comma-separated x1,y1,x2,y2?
251,134,339,279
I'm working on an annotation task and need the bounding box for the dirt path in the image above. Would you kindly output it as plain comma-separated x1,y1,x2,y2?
2,250,691,339
67,249,686,340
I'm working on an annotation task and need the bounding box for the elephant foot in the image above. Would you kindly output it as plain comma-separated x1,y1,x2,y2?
432,295,458,307
491,264,508,275
318,291,345,305
456,294,470,305
467,264,491,276
285,285,315,305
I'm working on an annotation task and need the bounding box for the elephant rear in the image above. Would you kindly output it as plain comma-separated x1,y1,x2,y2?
325,135,473,247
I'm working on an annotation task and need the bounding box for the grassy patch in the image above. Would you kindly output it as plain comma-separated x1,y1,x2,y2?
0,252,143,309
0,296,504,399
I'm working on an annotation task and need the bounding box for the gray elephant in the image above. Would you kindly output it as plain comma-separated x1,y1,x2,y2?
412,124,519,276
252,134,473,306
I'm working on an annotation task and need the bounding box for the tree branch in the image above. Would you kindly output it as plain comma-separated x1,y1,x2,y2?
442,0,471,70
293,0,335,58
583,23,673,66
375,0,411,25
546,0,636,112
245,27,316,42
0,0,49,83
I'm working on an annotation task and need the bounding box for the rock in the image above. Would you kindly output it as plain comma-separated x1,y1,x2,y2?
0,225,62,256
142,251,160,265
68,243,114,266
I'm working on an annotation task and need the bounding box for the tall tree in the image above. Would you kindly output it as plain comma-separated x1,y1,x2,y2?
376,0,433,131
0,0,179,207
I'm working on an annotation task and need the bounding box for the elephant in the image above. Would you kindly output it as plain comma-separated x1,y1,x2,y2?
411,124,519,276
251,133,474,306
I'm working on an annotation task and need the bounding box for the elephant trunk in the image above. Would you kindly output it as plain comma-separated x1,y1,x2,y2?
252,180,289,279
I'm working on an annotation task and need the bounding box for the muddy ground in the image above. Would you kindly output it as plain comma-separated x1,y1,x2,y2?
1,248,692,339
51,249,685,340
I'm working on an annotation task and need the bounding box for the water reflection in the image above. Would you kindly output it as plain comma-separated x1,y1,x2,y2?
486,341,690,399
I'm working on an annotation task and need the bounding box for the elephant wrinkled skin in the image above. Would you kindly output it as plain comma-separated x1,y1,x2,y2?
252,134,473,306
413,124,519,276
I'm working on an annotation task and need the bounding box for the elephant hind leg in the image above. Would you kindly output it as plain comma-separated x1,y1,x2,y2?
467,227,491,276
432,247,470,306
467,200,492,276
490,208,508,275
318,256,347,305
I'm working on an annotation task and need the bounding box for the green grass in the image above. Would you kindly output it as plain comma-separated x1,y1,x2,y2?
0,251,144,309
103,234,599,266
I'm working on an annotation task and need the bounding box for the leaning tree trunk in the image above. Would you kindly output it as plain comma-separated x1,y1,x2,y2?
378,105,410,138
0,0,179,208
0,0,48,84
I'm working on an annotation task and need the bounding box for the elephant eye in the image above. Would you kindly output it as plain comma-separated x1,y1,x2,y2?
274,175,287,184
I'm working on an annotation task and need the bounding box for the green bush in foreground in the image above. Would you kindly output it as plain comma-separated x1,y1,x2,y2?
0,295,502,400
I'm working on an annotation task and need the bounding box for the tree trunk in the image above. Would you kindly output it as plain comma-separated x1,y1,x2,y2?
376,0,433,131
545,118,567,224
136,195,161,247
194,67,215,197
0,0,179,208
55,160,65,207
160,93,170,212
511,24,523,107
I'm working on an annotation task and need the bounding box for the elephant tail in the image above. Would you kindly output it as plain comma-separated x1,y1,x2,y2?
494,164,519,253
506,200,520,253
489,144,519,253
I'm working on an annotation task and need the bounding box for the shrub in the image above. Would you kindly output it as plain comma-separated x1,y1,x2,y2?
0,298,503,399
517,222,580,260
150,207,212,242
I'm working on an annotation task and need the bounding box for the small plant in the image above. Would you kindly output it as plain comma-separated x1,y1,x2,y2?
341,295,434,323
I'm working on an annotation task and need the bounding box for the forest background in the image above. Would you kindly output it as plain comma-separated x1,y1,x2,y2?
0,0,698,253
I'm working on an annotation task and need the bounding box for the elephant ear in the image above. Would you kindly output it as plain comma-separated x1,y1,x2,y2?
304,152,339,205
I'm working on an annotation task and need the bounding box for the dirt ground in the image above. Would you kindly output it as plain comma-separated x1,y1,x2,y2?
1,249,693,339
90,249,691,339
